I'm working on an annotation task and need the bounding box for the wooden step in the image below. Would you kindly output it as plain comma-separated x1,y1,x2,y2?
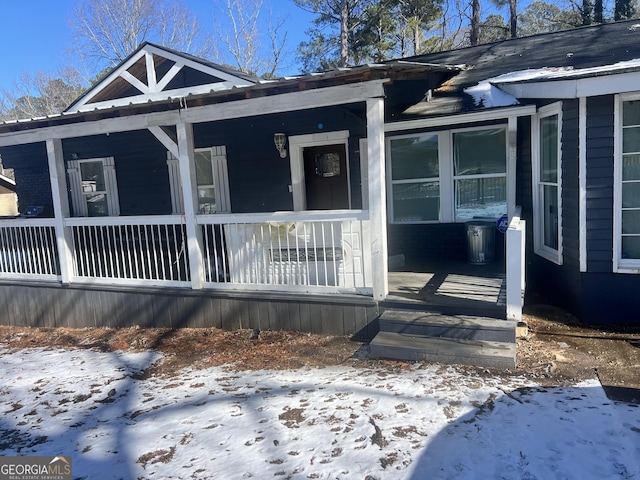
381,298,505,320
369,331,516,370
378,309,516,343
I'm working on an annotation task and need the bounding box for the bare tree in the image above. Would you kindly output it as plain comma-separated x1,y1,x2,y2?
69,0,206,70
212,0,288,78
0,68,86,120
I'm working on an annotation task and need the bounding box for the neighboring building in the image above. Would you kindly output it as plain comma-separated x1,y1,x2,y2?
0,172,17,217
0,20,639,366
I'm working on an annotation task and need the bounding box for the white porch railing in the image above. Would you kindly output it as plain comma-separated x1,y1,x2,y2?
65,216,190,286
506,206,526,322
0,219,60,280
0,211,373,294
198,210,372,294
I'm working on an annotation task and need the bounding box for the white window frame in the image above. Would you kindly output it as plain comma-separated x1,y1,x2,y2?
167,146,231,214
614,92,640,273
385,125,508,224
67,157,120,217
385,131,449,224
532,102,563,264
451,124,508,223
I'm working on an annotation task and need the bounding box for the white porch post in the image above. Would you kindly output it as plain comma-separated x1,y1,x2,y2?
46,138,75,283
366,97,388,301
176,122,205,289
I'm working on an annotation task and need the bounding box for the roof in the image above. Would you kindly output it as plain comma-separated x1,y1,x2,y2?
0,173,15,192
0,62,459,137
401,19,640,117
2,21,640,130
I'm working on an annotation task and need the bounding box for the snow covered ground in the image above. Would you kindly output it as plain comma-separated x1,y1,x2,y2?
0,346,639,479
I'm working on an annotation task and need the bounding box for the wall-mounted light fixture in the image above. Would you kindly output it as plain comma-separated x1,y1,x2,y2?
274,133,287,158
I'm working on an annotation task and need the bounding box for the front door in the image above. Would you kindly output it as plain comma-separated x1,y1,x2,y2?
303,144,349,210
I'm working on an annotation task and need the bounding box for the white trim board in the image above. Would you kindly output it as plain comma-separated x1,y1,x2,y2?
0,80,388,148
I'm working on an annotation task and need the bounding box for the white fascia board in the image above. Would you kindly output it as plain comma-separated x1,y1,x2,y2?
71,82,243,113
0,80,388,147
384,105,536,133
498,71,640,99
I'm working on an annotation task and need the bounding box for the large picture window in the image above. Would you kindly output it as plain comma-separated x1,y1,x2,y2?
533,104,562,263
616,96,640,270
388,134,440,222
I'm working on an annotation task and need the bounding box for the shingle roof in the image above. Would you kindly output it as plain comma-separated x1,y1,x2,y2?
401,19,640,116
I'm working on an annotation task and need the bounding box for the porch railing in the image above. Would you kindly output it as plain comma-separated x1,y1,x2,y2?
0,219,60,279
65,216,189,286
0,211,372,294
506,206,526,322
198,210,372,294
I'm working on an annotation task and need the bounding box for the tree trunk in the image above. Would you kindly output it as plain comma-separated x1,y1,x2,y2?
340,0,349,67
510,0,517,38
470,0,480,45
582,0,592,24
594,0,603,23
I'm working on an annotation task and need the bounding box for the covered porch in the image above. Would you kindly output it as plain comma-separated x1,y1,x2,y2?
0,44,526,348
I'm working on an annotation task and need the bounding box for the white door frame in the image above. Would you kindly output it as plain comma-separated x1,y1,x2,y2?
289,130,351,211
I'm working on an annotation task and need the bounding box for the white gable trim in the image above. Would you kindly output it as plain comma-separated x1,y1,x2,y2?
66,44,255,114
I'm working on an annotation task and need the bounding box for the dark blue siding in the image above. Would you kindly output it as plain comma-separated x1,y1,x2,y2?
194,105,367,213
585,95,614,273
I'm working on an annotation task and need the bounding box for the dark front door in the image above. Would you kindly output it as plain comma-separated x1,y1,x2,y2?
303,144,349,210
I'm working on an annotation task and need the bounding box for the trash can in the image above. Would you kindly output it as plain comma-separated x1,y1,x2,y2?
466,221,495,265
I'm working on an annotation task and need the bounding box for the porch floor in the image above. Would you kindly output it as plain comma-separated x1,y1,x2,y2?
385,259,506,318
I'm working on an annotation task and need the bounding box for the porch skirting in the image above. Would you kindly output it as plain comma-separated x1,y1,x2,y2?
0,280,379,339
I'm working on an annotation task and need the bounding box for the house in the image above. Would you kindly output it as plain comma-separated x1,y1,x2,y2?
0,20,639,367
0,172,18,218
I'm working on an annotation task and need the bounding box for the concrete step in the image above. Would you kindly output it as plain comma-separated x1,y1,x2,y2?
379,309,516,343
369,331,516,370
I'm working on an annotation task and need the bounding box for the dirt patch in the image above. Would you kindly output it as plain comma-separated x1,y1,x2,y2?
520,304,640,400
0,305,639,400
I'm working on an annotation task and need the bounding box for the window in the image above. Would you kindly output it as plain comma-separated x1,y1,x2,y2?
386,126,507,224
67,157,120,217
388,134,440,222
533,105,562,263
615,95,640,271
453,127,507,221
166,146,230,214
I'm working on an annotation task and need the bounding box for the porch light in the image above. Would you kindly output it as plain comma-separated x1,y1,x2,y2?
274,133,287,158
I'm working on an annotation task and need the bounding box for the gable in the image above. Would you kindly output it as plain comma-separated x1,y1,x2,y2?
65,43,257,114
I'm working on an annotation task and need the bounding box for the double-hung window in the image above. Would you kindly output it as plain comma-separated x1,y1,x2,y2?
533,104,562,263
388,134,440,222
615,95,640,271
453,127,507,221
67,157,120,217
167,146,231,215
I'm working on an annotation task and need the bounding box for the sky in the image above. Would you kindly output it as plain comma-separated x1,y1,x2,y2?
0,344,639,478
0,0,316,92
